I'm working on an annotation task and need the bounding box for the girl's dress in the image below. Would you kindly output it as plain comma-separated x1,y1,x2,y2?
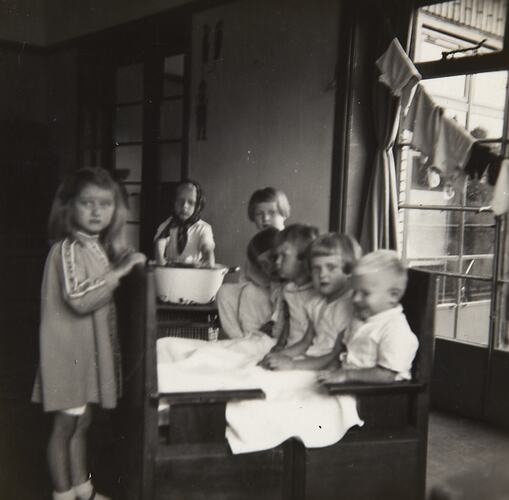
154,216,214,264
32,232,121,412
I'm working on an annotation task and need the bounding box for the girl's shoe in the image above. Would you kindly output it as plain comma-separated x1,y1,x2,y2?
76,490,111,500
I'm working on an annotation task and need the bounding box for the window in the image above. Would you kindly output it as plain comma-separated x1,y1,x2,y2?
398,0,509,349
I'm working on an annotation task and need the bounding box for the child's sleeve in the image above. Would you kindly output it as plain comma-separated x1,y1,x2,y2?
199,222,215,251
57,241,120,315
377,317,419,380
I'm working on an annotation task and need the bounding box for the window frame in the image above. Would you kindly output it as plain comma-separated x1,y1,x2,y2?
397,0,509,350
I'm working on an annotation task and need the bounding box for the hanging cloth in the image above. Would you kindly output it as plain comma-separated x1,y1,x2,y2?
375,38,421,113
434,116,476,176
403,84,442,161
464,142,500,180
361,37,421,251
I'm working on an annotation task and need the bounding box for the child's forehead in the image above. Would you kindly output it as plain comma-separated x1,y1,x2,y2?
254,200,278,211
311,253,343,265
353,270,393,288
79,183,114,199
176,184,197,197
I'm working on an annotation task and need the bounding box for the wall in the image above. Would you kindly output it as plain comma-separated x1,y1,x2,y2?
188,0,340,266
45,0,194,45
0,0,46,45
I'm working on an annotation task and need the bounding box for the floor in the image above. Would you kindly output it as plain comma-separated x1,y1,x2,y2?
2,391,509,499
427,411,509,498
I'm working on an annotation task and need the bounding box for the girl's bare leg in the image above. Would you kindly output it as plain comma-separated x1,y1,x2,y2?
70,406,92,488
47,412,77,492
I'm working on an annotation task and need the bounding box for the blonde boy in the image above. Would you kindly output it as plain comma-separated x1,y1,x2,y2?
318,250,418,384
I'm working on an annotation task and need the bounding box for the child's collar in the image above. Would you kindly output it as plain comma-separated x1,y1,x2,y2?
74,230,100,242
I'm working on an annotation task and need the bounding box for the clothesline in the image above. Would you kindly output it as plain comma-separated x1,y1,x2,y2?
377,38,509,216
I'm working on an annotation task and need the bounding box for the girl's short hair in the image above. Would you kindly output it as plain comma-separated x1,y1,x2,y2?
308,233,362,274
247,187,291,221
175,179,206,213
48,167,128,260
354,249,408,294
247,226,280,268
275,223,319,259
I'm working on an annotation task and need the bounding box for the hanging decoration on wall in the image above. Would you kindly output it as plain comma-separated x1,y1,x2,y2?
202,24,210,65
214,21,224,61
196,78,208,141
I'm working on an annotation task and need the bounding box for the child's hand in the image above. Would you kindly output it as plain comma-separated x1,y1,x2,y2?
261,353,294,371
270,343,285,353
317,369,348,384
115,252,147,278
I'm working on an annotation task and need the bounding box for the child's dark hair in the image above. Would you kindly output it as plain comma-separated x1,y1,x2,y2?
308,233,362,274
247,187,290,222
275,224,319,259
47,167,128,260
175,179,206,214
247,227,280,270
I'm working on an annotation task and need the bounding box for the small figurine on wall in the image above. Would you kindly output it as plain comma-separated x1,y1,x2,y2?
196,79,208,141
214,21,224,61
202,24,210,64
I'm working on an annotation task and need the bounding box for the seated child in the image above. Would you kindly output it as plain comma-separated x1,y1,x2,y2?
268,223,320,350
243,187,290,284
262,233,361,371
154,180,215,267
318,249,419,384
217,187,290,334
248,187,290,231
218,227,280,338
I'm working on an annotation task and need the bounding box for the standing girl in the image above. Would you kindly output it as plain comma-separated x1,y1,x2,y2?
32,167,146,500
153,180,215,267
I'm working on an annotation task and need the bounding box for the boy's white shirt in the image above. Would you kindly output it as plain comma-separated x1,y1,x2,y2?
342,305,419,381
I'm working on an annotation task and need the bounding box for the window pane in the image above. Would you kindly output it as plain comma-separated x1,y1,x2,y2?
469,113,505,138
115,105,143,143
422,76,467,101
400,148,466,207
159,100,183,140
163,55,185,98
114,145,142,182
403,209,461,261
456,278,491,345
472,71,508,107
158,143,182,182
116,63,143,103
462,214,495,264
414,0,506,63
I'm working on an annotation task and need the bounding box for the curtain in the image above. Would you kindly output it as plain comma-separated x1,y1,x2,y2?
360,77,401,252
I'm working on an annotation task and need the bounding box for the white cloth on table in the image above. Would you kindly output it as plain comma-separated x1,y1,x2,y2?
376,38,421,112
342,305,418,381
491,159,509,216
304,291,354,357
157,336,362,454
